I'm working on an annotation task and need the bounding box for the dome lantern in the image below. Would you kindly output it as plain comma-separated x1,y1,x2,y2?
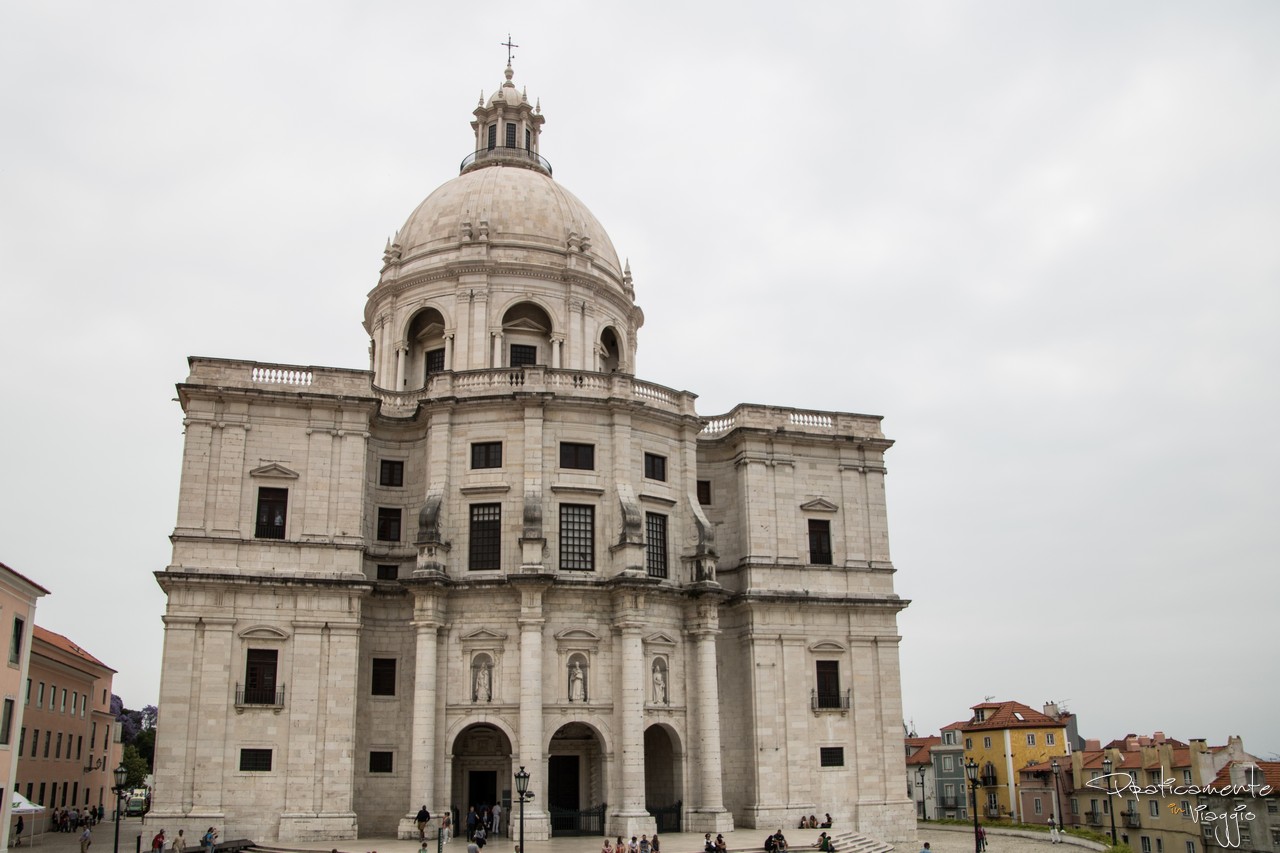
461,63,550,176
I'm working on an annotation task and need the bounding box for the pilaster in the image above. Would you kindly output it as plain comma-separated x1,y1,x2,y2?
685,601,733,833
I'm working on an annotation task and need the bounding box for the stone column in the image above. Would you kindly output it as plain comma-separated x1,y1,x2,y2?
444,333,454,370
609,600,655,838
511,578,551,839
686,601,733,832
190,616,235,817
148,615,200,821
400,595,443,838
396,343,408,390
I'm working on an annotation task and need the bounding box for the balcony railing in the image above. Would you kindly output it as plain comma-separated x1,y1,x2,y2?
1086,811,1103,826
236,683,285,708
811,688,851,711
986,807,1003,818
460,145,553,175
1123,812,1141,828
940,796,960,808
980,774,998,787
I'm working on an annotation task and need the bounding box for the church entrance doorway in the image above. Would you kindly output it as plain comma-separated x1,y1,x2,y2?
644,724,683,833
548,722,606,836
451,723,513,832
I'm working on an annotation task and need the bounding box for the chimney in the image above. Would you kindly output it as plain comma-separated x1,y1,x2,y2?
1044,702,1059,718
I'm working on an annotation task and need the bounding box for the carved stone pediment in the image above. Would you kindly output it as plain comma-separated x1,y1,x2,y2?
249,463,299,480
238,625,289,641
800,498,839,513
643,632,678,648
808,640,845,653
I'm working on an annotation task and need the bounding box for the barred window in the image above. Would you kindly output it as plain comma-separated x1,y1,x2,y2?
255,487,288,539
377,507,402,541
645,512,668,578
369,751,393,773
560,442,595,470
471,442,503,469
371,658,396,696
469,504,501,570
239,748,273,771
560,504,595,571
820,747,844,767
808,519,833,565
425,348,445,376
510,344,538,366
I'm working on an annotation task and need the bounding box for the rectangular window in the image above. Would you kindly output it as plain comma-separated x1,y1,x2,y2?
1186,842,1195,853
505,122,517,148
471,442,503,469
371,658,396,696
1027,733,1037,745
379,459,404,487
425,348,445,376
1034,798,1043,815
243,649,279,705
376,507,402,541
71,782,78,806
645,512,668,578
376,564,399,581
808,519,833,565
696,479,712,506
1141,838,1151,853
1149,800,1159,818
487,124,496,150
25,678,30,705
1071,798,1079,815
60,783,67,807
369,751,394,773
643,452,667,481
984,736,992,749
1156,841,1163,853
943,755,954,771
255,487,288,539
19,725,26,755
37,682,44,708
966,738,973,750
1047,733,1056,745
510,344,538,366
56,732,62,757
559,504,595,571
525,128,531,150
1180,800,1191,817
60,688,67,712
77,734,82,759
239,748,273,772
1183,770,1192,785
38,782,45,806
560,442,595,470
815,660,841,708
32,728,39,758
0,698,13,744
9,616,23,664
469,503,502,570
819,747,845,767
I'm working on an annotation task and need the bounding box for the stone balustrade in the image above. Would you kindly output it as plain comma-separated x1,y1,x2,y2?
700,403,886,440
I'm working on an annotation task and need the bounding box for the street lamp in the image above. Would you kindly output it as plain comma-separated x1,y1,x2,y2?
965,758,982,853
1102,756,1117,845
514,765,534,853
111,762,129,853
1050,759,1064,839
917,766,928,820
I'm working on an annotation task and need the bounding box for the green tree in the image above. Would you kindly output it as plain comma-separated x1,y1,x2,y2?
121,744,149,788
134,728,156,768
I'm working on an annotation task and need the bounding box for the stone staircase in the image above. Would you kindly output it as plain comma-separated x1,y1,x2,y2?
823,829,896,853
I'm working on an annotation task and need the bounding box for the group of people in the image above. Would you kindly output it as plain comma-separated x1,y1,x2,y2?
50,806,104,832
797,814,833,829
701,833,724,853
812,833,837,852
605,833,661,853
464,803,502,845
764,830,789,853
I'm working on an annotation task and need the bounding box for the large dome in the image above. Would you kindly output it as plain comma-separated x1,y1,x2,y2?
394,165,623,280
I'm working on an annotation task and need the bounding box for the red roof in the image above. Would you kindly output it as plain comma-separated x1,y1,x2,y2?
963,700,1065,732
34,625,116,672
907,736,942,765
1207,761,1280,794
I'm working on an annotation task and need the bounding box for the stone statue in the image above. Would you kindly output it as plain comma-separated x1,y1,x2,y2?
569,661,585,702
652,666,667,705
474,663,491,702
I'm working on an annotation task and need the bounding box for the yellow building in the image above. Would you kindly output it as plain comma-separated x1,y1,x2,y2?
961,701,1070,823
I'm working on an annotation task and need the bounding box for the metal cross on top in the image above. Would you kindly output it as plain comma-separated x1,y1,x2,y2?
501,34,519,65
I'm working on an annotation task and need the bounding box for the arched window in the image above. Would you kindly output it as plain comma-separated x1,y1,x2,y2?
502,302,553,368
599,326,621,373
407,307,447,389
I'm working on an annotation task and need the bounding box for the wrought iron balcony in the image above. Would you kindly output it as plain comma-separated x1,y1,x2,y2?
1086,811,1103,826
941,796,960,808
235,682,285,708
1123,812,1141,828
986,806,1003,818
460,145,552,175
981,773,998,787
811,688,851,711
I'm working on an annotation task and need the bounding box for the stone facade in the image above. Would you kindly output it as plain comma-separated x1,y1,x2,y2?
149,64,914,846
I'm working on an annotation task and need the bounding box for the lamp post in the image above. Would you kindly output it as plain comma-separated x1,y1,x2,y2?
111,762,129,853
514,765,534,853
1051,759,1064,838
965,758,982,853
917,766,928,820
1102,757,1117,845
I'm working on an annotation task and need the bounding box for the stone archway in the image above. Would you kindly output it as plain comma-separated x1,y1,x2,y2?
547,722,607,835
451,723,513,835
644,724,684,832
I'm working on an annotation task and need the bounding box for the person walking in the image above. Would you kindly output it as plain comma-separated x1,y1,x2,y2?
491,802,502,837
79,826,93,853
173,830,187,853
202,826,218,853
416,806,432,841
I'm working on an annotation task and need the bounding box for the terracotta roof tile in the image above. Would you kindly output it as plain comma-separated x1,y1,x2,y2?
962,700,1065,732
1207,761,1280,793
33,625,116,672
907,736,942,765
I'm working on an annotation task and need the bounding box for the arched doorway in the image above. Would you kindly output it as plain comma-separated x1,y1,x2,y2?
599,327,622,372
644,724,684,832
547,722,607,835
451,723,513,835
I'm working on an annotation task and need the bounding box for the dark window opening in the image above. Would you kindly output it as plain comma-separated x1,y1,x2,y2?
371,658,396,696
471,442,503,469
243,649,279,705
525,128,531,150
510,344,538,367
379,459,404,487
469,503,501,570
815,660,841,709
10,616,24,665
696,479,712,506
560,442,595,470
425,348,445,377
560,504,595,571
820,747,845,767
808,518,833,565
239,748,273,772
486,124,496,150
376,564,399,581
644,452,667,481
369,751,393,773
645,512,668,578
377,507,402,542
255,487,288,539
506,122,517,148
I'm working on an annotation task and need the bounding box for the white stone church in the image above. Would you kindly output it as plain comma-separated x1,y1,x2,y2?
150,62,914,846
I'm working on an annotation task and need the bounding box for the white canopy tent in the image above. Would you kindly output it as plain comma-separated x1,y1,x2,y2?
11,791,46,846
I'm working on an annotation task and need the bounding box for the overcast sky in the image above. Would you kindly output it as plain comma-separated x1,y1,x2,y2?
2,2,1276,758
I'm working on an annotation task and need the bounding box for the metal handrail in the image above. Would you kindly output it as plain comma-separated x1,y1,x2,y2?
460,146,553,175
